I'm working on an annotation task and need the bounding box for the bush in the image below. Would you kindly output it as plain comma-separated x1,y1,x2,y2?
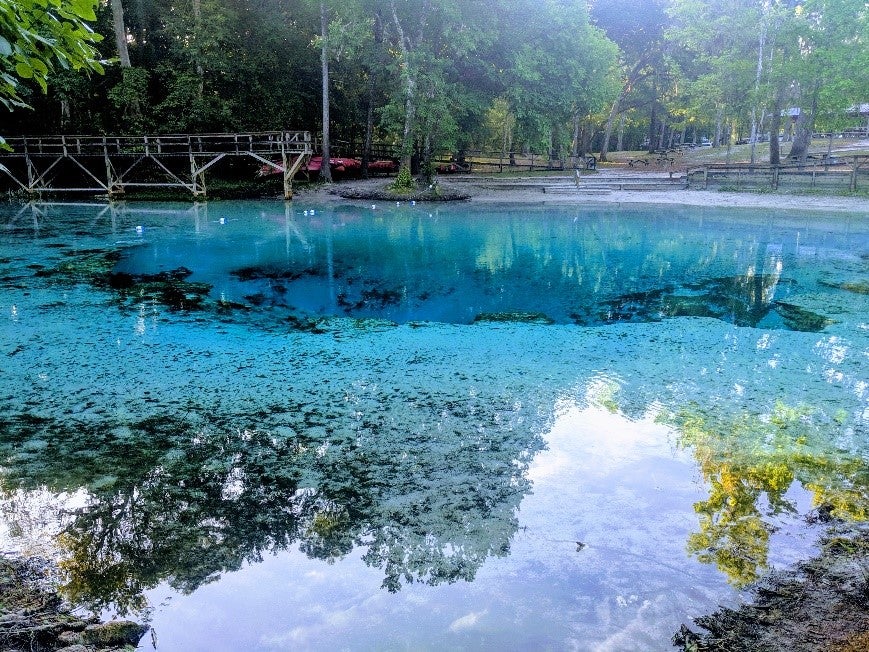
391,166,414,192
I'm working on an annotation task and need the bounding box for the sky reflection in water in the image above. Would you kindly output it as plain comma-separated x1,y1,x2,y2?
0,200,867,650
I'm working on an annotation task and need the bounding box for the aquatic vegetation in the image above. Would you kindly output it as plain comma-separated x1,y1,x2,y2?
33,249,122,284
99,267,212,311
2,202,867,647
29,249,213,311
674,525,869,652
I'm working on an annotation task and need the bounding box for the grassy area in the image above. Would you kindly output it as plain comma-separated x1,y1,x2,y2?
605,137,869,168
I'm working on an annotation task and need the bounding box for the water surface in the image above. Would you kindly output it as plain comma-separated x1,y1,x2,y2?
1,200,867,650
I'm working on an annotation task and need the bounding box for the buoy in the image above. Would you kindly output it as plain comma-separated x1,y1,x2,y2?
135,225,143,233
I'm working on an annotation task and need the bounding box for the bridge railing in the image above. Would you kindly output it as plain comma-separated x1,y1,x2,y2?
3,131,312,156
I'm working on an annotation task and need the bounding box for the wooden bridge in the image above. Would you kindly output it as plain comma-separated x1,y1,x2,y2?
0,131,312,199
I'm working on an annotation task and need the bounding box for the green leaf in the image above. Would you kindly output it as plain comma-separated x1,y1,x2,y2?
15,61,33,79
71,0,97,21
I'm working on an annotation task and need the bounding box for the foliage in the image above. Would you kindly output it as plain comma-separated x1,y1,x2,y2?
0,0,864,164
390,164,414,191
0,0,104,111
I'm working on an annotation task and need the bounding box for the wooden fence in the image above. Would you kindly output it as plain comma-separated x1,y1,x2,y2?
687,155,869,192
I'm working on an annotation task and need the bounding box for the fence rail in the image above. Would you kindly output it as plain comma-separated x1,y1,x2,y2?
687,155,869,192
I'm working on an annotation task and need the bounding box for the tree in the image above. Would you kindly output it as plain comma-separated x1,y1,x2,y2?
786,0,869,161
319,1,332,182
592,0,669,160
0,0,105,111
503,0,619,161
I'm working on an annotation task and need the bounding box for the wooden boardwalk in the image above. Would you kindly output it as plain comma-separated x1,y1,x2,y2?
0,131,312,199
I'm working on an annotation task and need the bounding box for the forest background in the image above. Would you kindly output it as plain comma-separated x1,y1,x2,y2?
1,0,868,176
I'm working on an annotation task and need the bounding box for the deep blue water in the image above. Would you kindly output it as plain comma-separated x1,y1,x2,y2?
0,200,867,650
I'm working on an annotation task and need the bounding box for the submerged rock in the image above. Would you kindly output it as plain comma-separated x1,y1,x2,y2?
578,275,834,332
473,311,555,325
674,525,869,652
818,277,869,295
0,557,148,652
773,301,836,332
83,621,149,647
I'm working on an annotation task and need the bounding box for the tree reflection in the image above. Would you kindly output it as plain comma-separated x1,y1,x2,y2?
0,396,544,613
667,402,869,586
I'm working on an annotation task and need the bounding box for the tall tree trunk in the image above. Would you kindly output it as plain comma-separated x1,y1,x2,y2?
320,1,332,183
647,75,658,153
391,1,416,175
714,106,723,147
111,0,131,68
361,73,374,179
599,56,650,162
769,85,784,165
571,111,580,165
361,9,384,180
788,82,820,163
192,0,204,99
599,94,621,162
111,0,142,121
616,114,625,152
749,16,767,165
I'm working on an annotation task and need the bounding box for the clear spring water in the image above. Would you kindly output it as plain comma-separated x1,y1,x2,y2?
1,199,867,650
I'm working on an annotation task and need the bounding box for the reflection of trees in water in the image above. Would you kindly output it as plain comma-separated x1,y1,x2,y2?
0,393,545,613
231,212,834,329
666,402,869,586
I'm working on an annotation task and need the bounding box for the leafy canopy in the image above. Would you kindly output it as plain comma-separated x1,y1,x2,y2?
0,0,105,111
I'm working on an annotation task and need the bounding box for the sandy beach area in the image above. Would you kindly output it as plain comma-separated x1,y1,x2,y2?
321,169,869,213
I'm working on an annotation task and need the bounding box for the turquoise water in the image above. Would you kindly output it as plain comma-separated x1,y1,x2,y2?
1,200,867,650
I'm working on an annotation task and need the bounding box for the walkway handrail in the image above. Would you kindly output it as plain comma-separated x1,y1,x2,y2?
4,131,312,156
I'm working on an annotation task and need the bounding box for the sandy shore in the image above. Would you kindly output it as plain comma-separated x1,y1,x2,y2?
319,170,869,213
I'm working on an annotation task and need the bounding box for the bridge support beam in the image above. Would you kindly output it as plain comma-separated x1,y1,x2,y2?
0,131,312,200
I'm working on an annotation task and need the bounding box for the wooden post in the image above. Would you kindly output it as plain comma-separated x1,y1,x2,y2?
281,137,291,200
103,137,118,198
189,137,205,198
